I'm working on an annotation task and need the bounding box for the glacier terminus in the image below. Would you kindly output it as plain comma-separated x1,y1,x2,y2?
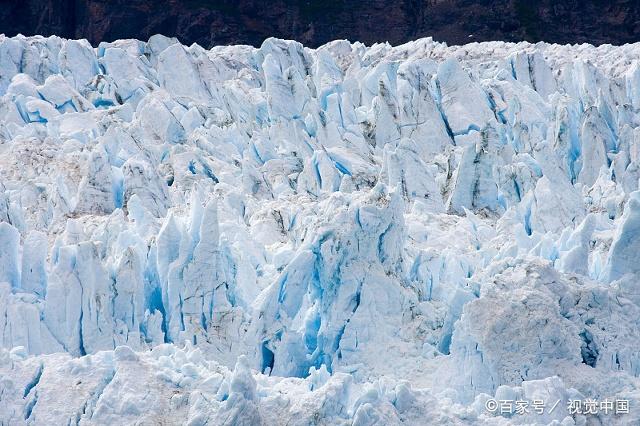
0,33,640,425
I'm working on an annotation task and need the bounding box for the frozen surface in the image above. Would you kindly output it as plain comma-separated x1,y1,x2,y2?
0,34,640,424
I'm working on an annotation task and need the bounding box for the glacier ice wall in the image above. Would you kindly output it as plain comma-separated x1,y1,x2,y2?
1,34,640,424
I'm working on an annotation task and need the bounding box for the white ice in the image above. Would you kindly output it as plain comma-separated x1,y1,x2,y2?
0,34,640,425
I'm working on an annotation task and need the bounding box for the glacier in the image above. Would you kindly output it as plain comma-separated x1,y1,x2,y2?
0,33,640,425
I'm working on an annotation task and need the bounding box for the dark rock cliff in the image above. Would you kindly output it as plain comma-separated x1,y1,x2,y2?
1,0,639,47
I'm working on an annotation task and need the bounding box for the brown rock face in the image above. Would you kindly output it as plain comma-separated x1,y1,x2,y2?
1,0,639,47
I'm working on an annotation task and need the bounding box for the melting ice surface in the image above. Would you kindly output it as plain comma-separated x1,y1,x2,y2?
1,33,640,425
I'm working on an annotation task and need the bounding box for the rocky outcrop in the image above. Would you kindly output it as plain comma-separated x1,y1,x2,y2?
2,0,640,48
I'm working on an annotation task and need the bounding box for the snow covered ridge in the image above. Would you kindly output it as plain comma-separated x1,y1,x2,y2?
1,33,640,424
